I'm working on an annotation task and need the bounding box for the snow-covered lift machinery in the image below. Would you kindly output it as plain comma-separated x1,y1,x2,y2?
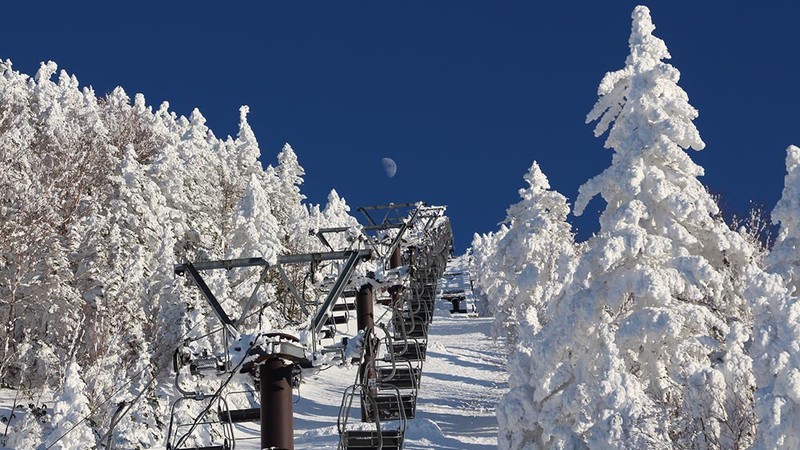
354,204,414,254
168,249,371,450
167,201,451,450
336,204,453,450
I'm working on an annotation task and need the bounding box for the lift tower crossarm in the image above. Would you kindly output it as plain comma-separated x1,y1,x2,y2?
309,249,372,335
357,202,422,227
316,224,403,234
179,262,239,334
174,257,269,274
174,251,370,336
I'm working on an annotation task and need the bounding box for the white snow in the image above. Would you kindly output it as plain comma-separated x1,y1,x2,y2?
296,255,506,449
129,254,506,449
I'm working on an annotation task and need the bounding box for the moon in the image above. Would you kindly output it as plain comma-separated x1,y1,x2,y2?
382,157,397,178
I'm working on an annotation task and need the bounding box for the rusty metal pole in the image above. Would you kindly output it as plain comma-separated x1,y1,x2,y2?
356,283,375,334
261,358,294,450
356,283,377,407
390,245,402,269
389,246,405,309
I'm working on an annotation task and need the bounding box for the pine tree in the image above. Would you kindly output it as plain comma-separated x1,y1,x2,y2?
272,143,308,252
523,6,759,448
320,189,361,250
767,145,800,292
227,173,282,261
492,162,577,347
229,105,263,183
45,361,97,449
470,227,510,322
78,144,166,445
751,145,800,448
495,162,578,449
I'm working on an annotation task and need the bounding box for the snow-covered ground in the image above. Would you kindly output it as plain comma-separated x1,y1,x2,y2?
209,254,507,449
279,254,507,448
231,255,503,449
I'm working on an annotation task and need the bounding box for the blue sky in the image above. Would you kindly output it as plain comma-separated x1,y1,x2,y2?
3,2,800,252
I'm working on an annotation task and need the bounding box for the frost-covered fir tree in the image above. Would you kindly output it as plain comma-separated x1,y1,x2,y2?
471,226,510,322
751,145,800,448
768,145,800,292
520,6,761,448
487,162,577,349
90,144,166,448
321,189,361,250
45,361,97,449
217,105,264,244
272,143,309,251
492,162,579,449
228,106,263,185
747,268,800,449
225,173,284,325
227,173,282,263
176,109,228,256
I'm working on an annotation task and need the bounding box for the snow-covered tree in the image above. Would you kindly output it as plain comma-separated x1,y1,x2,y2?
752,145,800,448
767,145,800,292
747,267,800,449
320,189,361,250
227,173,282,263
175,109,228,257
217,105,265,246
0,61,108,388
5,402,47,449
272,143,309,251
471,226,510,322
228,105,263,184
45,361,97,449
109,359,162,449
493,162,579,449
516,6,761,448
100,87,165,164
224,173,283,324
0,55,339,445
489,162,578,348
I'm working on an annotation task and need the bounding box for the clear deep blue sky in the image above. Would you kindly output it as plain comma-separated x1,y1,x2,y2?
3,2,799,252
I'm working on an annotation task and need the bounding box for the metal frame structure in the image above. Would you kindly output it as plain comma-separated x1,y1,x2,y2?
167,201,453,450
337,205,453,449
168,249,371,450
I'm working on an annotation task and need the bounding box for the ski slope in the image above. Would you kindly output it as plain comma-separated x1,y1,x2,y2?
217,254,507,449
292,254,508,449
